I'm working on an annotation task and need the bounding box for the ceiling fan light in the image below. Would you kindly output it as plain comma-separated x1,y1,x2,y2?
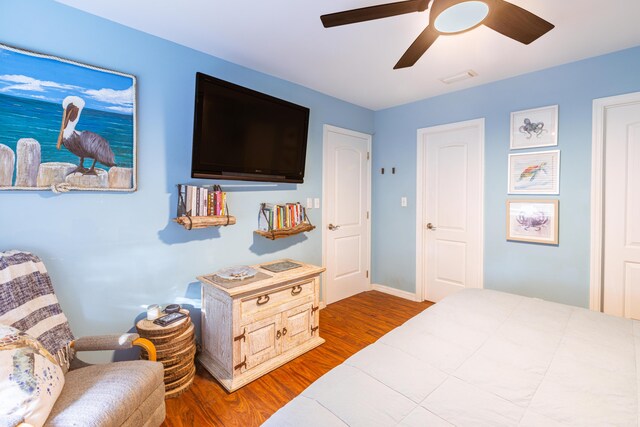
434,1,490,34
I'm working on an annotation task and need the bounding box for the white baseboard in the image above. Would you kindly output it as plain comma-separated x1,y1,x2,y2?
371,283,420,302
319,301,327,310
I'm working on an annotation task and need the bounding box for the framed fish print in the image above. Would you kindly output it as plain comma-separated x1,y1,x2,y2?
508,150,560,194
507,199,559,245
510,105,558,150
0,43,136,192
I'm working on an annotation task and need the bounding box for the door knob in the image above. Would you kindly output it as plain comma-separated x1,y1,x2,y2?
328,223,340,231
426,223,437,230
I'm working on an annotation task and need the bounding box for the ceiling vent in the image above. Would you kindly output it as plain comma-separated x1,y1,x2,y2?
440,69,478,84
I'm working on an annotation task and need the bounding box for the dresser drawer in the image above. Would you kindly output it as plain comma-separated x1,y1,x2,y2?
241,280,314,319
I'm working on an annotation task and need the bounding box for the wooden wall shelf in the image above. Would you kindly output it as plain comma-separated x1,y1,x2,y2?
254,222,315,240
174,215,236,230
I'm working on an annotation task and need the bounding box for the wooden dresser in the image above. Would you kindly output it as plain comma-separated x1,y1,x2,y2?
198,259,325,392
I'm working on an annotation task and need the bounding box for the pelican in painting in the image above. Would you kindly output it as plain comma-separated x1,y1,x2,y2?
56,95,116,175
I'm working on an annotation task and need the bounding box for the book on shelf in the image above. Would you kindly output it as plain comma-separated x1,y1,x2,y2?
258,202,308,231
177,184,228,217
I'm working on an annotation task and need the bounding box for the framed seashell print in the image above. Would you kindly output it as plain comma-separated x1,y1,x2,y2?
507,199,559,245
0,43,136,192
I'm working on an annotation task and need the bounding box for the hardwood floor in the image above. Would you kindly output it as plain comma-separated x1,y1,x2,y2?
162,290,433,427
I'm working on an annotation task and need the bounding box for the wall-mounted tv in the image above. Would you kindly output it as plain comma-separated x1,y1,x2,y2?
192,72,310,183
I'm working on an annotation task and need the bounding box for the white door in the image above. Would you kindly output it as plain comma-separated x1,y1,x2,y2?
323,125,371,304
417,119,484,302
601,98,640,319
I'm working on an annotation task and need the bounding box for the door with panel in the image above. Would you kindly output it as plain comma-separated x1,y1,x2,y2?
323,125,371,304
281,303,313,352
417,119,484,302
240,315,281,371
602,99,640,319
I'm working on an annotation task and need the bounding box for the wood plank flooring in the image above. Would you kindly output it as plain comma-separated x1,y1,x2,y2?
162,290,433,427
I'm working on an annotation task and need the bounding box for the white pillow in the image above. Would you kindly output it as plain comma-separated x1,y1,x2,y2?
0,325,65,427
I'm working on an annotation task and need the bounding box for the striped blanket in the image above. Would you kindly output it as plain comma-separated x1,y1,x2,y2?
0,250,74,372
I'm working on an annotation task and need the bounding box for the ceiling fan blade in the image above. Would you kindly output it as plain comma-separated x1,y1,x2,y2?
394,25,439,69
484,0,554,45
321,0,428,28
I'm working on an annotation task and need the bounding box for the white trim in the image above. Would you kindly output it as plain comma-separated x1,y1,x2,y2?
416,131,425,302
371,284,420,302
590,91,640,312
322,125,372,305
415,118,485,302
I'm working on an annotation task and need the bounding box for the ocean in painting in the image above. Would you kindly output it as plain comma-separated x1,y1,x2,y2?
0,93,133,175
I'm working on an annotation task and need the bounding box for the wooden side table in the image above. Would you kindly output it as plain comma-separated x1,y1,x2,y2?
198,259,325,392
136,309,196,398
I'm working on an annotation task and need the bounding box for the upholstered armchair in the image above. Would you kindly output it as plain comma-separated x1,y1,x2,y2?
0,251,165,426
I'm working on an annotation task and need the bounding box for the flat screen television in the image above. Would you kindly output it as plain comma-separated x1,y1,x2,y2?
192,72,310,183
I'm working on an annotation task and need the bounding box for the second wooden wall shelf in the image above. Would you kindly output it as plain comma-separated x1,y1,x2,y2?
254,222,315,240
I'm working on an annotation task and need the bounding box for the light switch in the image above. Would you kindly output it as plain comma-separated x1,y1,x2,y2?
401,197,407,207
314,198,320,209
306,198,313,209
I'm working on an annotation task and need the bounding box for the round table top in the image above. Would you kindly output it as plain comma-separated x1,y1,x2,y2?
136,309,191,337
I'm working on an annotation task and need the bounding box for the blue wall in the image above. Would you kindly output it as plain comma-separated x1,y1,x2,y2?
372,46,640,307
0,0,374,361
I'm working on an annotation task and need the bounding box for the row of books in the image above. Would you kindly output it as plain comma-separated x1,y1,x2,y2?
178,184,227,217
258,203,307,231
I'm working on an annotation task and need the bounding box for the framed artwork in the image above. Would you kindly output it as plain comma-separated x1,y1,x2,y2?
0,43,136,192
507,199,559,245
510,105,558,150
508,150,560,194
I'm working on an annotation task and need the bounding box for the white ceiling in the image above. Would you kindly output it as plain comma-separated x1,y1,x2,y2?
55,0,640,111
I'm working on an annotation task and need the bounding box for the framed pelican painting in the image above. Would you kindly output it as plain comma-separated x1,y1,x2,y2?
0,43,136,192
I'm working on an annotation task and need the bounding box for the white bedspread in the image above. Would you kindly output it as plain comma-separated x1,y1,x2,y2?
263,289,640,426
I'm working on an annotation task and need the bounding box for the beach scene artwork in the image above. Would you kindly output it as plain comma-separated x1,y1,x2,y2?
0,43,136,192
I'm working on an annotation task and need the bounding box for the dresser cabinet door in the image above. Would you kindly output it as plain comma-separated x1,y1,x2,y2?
241,315,282,371
281,303,313,352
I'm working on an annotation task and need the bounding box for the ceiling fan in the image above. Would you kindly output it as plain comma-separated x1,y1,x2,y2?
320,0,554,69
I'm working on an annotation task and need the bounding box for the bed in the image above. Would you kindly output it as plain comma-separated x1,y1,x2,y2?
263,289,640,426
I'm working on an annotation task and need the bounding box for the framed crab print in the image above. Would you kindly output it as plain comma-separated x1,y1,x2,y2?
507,199,558,245
510,105,558,150
508,150,560,194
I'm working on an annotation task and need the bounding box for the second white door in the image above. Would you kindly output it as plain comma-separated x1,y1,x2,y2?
417,119,484,302
323,125,371,305
601,96,640,319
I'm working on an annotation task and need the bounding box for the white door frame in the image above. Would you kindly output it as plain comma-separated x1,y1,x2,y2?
415,118,485,302
321,124,372,306
589,91,640,312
